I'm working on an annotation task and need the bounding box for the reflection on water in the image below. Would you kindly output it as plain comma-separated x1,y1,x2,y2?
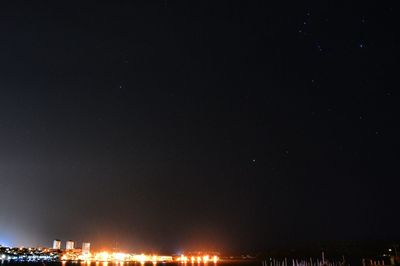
1,262,262,266
56,262,257,266
56,261,219,266
0,259,265,266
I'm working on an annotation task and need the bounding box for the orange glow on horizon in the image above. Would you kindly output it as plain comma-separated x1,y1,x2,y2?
60,250,217,264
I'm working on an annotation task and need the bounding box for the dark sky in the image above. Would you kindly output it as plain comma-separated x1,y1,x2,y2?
0,1,398,253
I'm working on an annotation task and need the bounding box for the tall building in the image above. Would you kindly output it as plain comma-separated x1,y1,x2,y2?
66,240,74,250
53,239,61,250
82,242,90,254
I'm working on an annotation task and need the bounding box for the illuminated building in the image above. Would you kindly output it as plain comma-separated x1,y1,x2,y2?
82,242,90,254
65,241,74,250
53,240,61,250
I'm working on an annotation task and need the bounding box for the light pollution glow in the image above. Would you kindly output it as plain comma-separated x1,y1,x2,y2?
61,252,219,264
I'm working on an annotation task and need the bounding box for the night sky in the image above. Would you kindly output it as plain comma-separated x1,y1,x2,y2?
0,1,398,253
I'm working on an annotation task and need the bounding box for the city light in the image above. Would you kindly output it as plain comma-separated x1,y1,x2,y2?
61,252,178,263
177,254,219,264
61,252,218,263
0,240,219,264
178,254,188,263
114,252,128,261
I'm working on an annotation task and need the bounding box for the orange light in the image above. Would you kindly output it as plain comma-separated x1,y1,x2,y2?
114,252,127,261
179,255,189,263
95,251,110,262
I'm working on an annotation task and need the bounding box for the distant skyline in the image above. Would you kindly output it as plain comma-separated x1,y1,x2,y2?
0,1,398,253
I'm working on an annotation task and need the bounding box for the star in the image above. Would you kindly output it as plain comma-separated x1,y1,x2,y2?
316,43,323,52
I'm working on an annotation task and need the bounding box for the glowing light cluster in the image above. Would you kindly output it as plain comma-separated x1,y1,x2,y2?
62,251,174,263
61,251,218,264
177,254,219,264
94,252,110,262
